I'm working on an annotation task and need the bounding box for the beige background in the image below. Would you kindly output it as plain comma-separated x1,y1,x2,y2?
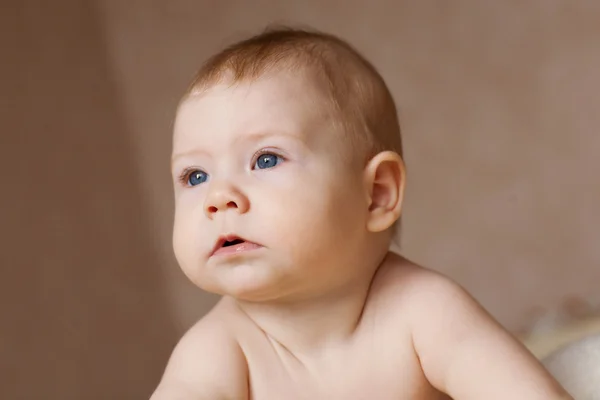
2,1,600,398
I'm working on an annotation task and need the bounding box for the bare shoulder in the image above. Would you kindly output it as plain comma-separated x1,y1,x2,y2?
151,298,248,400
367,251,465,312
369,251,504,343
370,252,571,399
361,252,471,347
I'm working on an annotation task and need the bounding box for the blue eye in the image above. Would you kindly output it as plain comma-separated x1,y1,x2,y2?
186,170,208,186
254,153,281,169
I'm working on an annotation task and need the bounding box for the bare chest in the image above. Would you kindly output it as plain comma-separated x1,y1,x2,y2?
240,334,445,400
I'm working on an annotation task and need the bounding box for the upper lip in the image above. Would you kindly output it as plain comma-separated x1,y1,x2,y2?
210,234,255,256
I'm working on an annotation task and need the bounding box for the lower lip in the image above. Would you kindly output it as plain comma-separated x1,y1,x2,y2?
212,241,262,257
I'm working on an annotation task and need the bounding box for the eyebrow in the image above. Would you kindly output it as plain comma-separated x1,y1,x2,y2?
235,130,304,145
171,131,305,166
171,147,210,166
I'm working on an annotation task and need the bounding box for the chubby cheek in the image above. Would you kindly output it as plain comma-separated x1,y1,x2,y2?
172,203,208,277
172,215,190,258
255,172,362,256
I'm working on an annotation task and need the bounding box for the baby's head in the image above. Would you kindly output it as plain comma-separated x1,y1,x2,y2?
171,27,405,302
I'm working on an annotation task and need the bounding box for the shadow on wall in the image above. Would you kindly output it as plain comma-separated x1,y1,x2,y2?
0,2,177,399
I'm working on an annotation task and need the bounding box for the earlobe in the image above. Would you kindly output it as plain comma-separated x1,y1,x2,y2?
364,151,406,233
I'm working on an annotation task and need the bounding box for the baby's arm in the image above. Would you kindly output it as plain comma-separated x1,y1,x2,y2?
151,315,248,400
407,272,572,400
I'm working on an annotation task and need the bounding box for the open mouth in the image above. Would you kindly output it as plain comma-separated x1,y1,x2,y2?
211,235,262,256
222,238,245,247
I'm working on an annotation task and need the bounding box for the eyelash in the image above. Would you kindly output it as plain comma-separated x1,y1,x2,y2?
177,167,202,186
251,148,285,168
177,149,286,187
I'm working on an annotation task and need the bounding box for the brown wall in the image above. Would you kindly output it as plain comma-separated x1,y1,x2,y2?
3,1,600,398
1,2,176,399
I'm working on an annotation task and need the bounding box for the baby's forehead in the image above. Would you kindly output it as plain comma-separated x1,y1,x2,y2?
176,74,336,138
173,77,361,167
199,72,330,110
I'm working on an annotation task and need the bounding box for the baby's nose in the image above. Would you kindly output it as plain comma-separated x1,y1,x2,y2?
203,182,249,218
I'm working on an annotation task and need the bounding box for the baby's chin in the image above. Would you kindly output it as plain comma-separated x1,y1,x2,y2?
190,262,292,303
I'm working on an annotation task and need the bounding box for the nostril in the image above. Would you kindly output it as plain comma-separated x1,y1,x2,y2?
207,202,237,214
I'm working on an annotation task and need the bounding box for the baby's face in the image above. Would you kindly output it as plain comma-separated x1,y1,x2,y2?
171,73,371,301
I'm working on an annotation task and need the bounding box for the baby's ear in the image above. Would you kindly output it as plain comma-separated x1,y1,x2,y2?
363,151,405,233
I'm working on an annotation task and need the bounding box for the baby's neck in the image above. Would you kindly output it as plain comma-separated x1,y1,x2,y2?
234,251,390,360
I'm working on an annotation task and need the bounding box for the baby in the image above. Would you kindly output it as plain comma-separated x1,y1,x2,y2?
152,27,572,399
